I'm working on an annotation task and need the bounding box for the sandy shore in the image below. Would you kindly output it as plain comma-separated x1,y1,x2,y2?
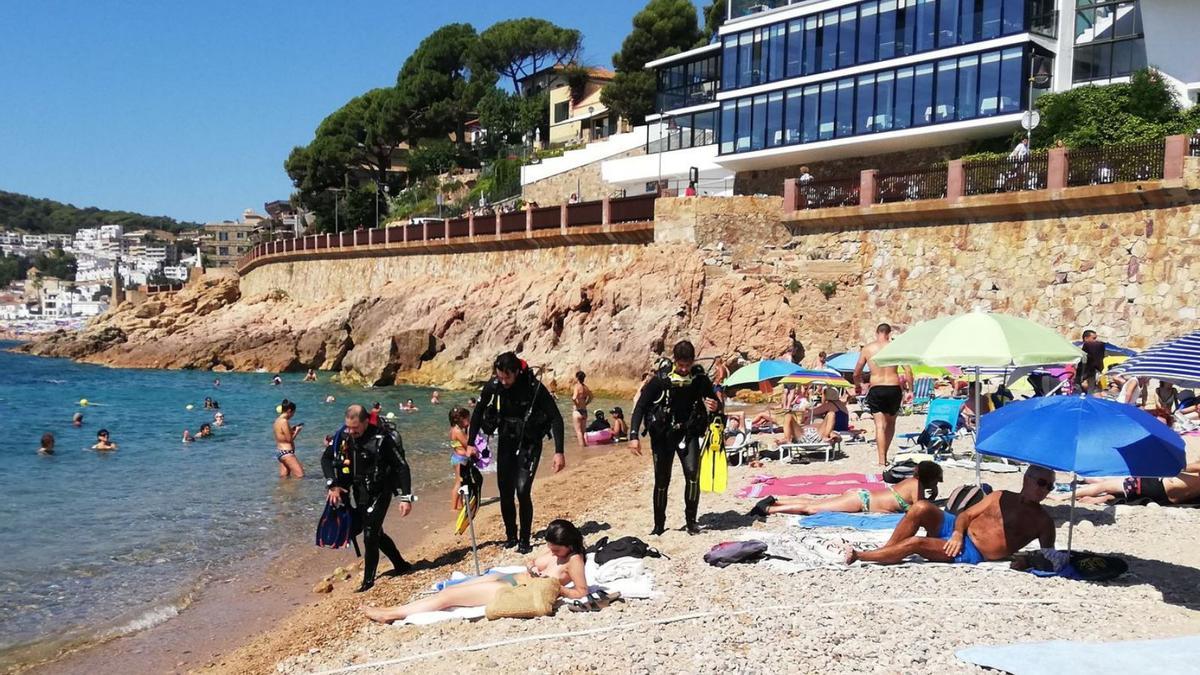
265,407,1200,675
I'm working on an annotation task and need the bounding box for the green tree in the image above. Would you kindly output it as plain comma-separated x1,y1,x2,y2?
702,0,727,44
1034,68,1194,148
474,18,582,94
396,23,491,151
601,0,704,125
0,253,28,288
0,191,198,234
407,138,462,180
477,88,548,149
31,248,77,280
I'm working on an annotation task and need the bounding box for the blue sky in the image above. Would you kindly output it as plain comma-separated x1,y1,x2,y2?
0,1,706,223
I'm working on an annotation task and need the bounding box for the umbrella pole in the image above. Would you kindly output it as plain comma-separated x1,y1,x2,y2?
974,366,982,486
1067,472,1077,554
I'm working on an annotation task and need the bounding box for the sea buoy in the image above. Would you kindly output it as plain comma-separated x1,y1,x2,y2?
79,399,89,407
185,404,194,410
385,412,396,420
276,404,283,414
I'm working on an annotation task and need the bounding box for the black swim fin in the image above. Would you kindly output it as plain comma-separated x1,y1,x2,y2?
315,502,353,549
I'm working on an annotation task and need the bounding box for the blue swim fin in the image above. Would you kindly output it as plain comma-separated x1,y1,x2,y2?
316,502,353,549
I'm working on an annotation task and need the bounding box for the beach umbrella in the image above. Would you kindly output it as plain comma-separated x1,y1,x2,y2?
779,369,852,388
723,359,805,389
825,351,866,373
1073,340,1139,358
977,395,1185,551
1108,330,1200,387
873,311,1083,483
911,365,952,379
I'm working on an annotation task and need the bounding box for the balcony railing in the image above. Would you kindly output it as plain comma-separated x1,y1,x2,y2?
1189,135,1200,158
964,154,1049,196
876,166,948,204
1066,140,1165,187
796,176,861,210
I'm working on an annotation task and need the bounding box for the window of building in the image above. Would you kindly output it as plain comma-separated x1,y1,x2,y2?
217,232,229,241
236,231,245,239
716,45,1028,155
1073,1,1145,82
553,101,570,123
660,54,720,109
218,247,229,256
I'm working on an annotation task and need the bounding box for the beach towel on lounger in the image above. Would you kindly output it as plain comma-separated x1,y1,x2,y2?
792,512,904,530
737,473,885,499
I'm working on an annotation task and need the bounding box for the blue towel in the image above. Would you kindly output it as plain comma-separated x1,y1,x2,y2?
957,635,1200,675
792,512,904,530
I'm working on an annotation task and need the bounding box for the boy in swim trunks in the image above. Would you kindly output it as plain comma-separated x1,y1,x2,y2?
571,370,593,449
843,465,1056,565
273,399,304,478
855,323,910,466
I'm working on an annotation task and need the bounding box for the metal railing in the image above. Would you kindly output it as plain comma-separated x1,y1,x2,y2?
609,194,657,223
1189,135,1200,158
964,154,1050,196
797,176,861,210
876,165,948,204
1067,140,1165,187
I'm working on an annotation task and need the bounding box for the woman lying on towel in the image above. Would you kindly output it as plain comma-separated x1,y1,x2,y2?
750,461,942,517
363,519,590,624
1050,462,1200,506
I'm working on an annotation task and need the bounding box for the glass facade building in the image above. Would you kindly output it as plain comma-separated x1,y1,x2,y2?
1072,0,1145,83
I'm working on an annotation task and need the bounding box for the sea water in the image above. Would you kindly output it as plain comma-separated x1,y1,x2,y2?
0,342,509,667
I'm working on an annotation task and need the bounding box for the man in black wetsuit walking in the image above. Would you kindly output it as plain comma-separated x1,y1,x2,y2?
468,352,565,554
322,404,414,592
628,340,721,536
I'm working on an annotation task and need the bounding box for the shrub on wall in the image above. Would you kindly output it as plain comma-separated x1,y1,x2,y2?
1034,68,1197,149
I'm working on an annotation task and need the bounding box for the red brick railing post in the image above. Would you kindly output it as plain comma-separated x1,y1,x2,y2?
422,220,428,243
860,170,879,206
602,196,611,226
402,224,408,244
560,203,569,235
1048,147,1069,190
494,211,501,238
782,178,799,212
1165,134,1188,180
526,203,533,236
947,160,965,201
468,212,475,239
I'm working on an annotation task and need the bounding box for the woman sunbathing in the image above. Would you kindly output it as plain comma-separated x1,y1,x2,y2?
1050,462,1200,505
363,519,590,624
749,461,942,516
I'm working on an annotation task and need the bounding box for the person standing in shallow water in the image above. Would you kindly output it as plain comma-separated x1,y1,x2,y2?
629,340,721,536
570,371,593,448
37,433,55,455
273,399,304,477
468,352,565,554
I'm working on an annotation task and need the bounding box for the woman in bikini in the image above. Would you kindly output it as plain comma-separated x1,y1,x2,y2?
363,519,590,623
750,461,942,516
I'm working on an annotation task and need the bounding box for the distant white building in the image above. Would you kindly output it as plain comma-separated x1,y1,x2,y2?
22,234,47,248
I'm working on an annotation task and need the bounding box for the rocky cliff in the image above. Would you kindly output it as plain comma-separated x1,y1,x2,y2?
19,245,831,394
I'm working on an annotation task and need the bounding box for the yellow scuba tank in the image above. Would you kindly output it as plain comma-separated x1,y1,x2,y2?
699,417,727,493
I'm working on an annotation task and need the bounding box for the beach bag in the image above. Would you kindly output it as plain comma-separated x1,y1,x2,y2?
703,540,769,568
588,536,664,566
916,420,954,453
484,577,561,620
882,459,918,484
945,483,993,515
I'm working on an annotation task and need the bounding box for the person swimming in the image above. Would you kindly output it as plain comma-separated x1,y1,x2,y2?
213,411,225,427
431,390,442,405
304,369,317,382
182,429,194,443
92,429,118,452
325,395,336,404
362,519,591,623
197,423,213,438
72,412,84,427
401,399,418,412
38,432,55,455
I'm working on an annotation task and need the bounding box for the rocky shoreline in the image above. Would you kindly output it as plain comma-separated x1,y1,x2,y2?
18,246,839,395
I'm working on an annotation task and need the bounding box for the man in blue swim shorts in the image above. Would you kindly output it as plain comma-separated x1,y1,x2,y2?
842,465,1056,565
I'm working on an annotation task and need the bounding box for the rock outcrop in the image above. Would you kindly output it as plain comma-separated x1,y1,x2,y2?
18,245,831,394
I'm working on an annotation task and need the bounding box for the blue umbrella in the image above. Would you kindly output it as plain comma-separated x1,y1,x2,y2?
977,395,1185,550
826,351,866,373
1108,330,1200,387
1072,340,1138,358
723,359,805,388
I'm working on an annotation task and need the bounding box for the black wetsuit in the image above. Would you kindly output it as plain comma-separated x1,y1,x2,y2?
321,423,413,589
629,367,721,533
468,370,564,548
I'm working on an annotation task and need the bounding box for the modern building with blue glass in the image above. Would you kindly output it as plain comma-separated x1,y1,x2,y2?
601,0,1199,195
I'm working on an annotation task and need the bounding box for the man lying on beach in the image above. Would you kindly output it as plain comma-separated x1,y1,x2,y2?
1051,461,1200,506
842,465,1055,565
751,461,941,517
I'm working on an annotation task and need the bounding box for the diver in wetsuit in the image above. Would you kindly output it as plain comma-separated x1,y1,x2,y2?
468,352,565,554
322,404,414,592
628,340,721,536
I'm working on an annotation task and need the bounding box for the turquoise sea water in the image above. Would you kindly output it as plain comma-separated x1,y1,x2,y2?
0,342,488,667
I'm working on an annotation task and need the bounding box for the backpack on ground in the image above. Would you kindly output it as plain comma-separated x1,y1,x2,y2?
587,536,665,566
883,459,918,484
703,540,769,568
916,420,954,454
944,483,993,514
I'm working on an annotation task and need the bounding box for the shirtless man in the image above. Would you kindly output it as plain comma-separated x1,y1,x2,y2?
855,323,911,466
844,465,1056,565
1054,461,1200,505
571,370,593,448
712,357,730,403
273,399,304,478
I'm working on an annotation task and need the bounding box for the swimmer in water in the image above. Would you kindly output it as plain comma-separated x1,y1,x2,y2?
197,423,213,438
72,412,84,427
92,429,118,451
325,395,336,404
213,411,225,427
304,368,317,382
38,432,55,455
182,429,194,443
430,390,442,405
272,375,283,386
401,399,418,412
273,399,304,478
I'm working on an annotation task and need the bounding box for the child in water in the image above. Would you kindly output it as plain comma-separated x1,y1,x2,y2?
448,406,476,511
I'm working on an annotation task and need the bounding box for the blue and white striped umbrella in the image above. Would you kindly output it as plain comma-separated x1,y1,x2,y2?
1109,330,1200,387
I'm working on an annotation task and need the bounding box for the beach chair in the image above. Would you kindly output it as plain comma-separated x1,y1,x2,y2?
724,432,761,467
898,398,967,450
905,377,936,416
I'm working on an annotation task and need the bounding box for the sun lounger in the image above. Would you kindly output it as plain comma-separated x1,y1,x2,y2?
898,398,967,451
776,437,841,463
724,432,761,466
905,377,936,416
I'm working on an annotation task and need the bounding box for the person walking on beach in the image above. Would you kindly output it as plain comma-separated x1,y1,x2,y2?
570,371,593,448
322,404,414,592
273,399,304,478
629,340,721,536
1077,329,1106,393
855,323,910,466
468,352,565,554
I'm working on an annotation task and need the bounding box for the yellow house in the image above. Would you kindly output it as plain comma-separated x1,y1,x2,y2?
546,67,626,146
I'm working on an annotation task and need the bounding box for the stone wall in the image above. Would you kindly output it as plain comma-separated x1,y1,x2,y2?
521,145,644,205
733,141,982,196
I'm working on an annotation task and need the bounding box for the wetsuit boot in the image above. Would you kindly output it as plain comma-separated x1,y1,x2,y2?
684,476,701,535
651,486,669,536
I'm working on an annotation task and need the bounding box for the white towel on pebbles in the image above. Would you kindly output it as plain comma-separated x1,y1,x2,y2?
585,553,657,599
395,605,486,626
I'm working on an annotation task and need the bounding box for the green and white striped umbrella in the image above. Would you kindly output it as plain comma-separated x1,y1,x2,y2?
873,312,1083,368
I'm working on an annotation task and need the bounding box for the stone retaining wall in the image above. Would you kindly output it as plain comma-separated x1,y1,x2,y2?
521,146,644,205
